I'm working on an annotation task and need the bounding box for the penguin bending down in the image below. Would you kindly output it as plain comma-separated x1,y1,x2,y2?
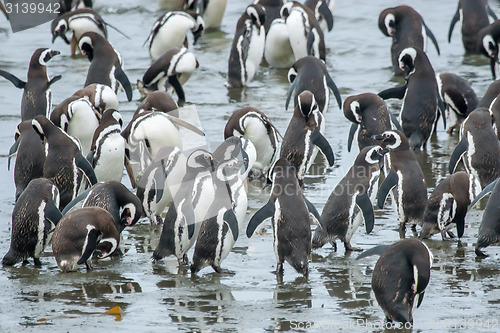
247,158,319,276
264,18,295,69
0,48,61,121
356,239,433,325
2,178,62,266
52,207,120,272
312,146,389,252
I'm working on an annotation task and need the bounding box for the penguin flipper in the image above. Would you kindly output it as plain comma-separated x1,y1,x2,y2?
377,169,398,209
423,21,440,55
347,122,358,152
76,154,98,185
103,20,131,40
48,75,62,88
449,137,468,174
181,200,196,239
168,75,185,104
469,179,498,208
356,192,375,233
285,75,299,111
390,113,403,131
378,83,407,100
62,189,92,215
7,139,19,171
86,150,95,167
304,197,321,225
437,93,447,130
246,200,275,238
356,244,391,260
453,212,466,239
77,228,102,265
318,1,334,31
44,200,63,225
311,129,335,166
166,114,205,136
114,66,133,102
306,31,315,56
448,9,459,42
153,165,167,204
416,291,425,308
326,73,342,109
490,57,497,80
487,6,498,20
0,69,26,89
224,209,239,242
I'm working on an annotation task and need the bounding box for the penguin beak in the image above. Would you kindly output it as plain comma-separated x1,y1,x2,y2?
192,25,204,45
377,147,391,156
47,49,61,61
371,134,384,141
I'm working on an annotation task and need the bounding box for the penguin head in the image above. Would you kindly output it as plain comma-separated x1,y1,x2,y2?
187,149,215,173
214,137,249,181
482,34,498,60
120,202,140,228
190,13,205,44
371,130,406,150
280,2,294,20
37,48,60,66
102,109,123,128
78,33,96,61
297,90,318,120
345,99,362,124
383,12,396,36
247,4,266,29
51,18,70,44
362,145,390,165
398,47,417,77
31,115,47,141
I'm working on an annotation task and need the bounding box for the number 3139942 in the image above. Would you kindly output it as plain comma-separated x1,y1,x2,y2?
4,2,60,14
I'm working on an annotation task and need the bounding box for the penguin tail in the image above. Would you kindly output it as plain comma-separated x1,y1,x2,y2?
311,228,328,249
408,132,425,150
2,249,21,266
152,245,173,262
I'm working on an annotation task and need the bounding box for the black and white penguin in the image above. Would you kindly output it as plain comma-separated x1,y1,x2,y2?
253,0,286,33
51,8,106,57
247,158,319,276
146,11,204,61
0,48,61,121
304,0,334,33
73,83,119,114
478,20,500,79
312,146,388,252
379,47,444,150
436,72,478,134
449,107,500,189
379,5,440,76
343,93,398,152
281,1,326,61
137,47,199,103
280,90,335,184
224,107,279,179
419,171,474,240
373,130,427,234
153,149,215,265
264,18,295,69
448,0,497,53
78,32,133,101
52,206,120,272
135,91,178,116
32,115,98,210
50,97,100,156
357,239,433,325
286,56,342,113
8,121,46,201
190,137,248,274
226,4,266,88
2,178,62,266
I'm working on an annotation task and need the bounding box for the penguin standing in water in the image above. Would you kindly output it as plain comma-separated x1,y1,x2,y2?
52,207,120,272
153,149,215,265
0,48,61,121
285,56,342,113
448,0,497,54
478,20,500,79
312,146,388,252
357,239,433,325
373,130,427,235
32,115,98,210
2,178,62,267
78,32,133,101
379,5,440,76
226,4,266,88
247,158,319,276
379,47,445,150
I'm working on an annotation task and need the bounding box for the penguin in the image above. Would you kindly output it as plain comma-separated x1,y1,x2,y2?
436,72,478,134
373,130,427,234
419,171,474,241
189,0,228,30
0,48,61,121
2,178,62,266
247,158,319,276
356,239,433,325
281,1,326,61
62,181,142,233
31,115,98,210
304,0,334,33
312,146,389,252
136,47,199,103
379,5,440,76
449,107,500,189
52,206,120,272
87,109,125,183
51,8,107,57
8,121,46,201
224,107,279,179
226,4,266,88
153,149,215,265
78,32,133,101
253,0,285,33
145,11,204,61
73,83,119,114
263,18,294,69
379,47,445,150
478,20,500,79
190,137,248,274
135,91,178,117
448,0,497,54
286,56,342,113
50,97,100,156
136,146,187,224
343,93,399,152
279,91,335,184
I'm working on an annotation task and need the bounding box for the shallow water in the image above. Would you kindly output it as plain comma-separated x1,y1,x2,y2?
1,0,500,332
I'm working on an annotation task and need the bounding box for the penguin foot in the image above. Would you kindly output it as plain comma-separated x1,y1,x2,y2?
330,241,337,252
441,230,456,241
212,266,235,275
344,242,362,252
475,247,488,257
398,224,406,239
34,258,42,267
276,262,284,275
85,261,94,271
178,254,189,266
155,215,163,225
